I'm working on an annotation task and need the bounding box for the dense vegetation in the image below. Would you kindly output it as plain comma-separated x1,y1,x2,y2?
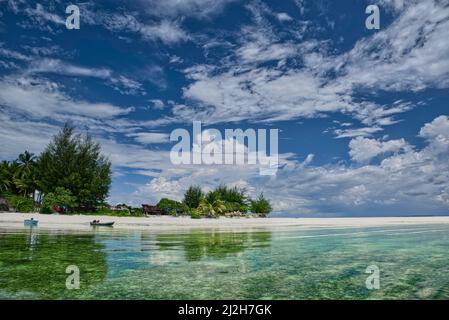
170,184,272,218
0,125,112,213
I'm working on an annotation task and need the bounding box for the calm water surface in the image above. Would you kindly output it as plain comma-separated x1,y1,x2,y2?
1,224,449,299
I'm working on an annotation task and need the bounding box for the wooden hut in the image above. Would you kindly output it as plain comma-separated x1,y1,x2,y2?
141,204,163,215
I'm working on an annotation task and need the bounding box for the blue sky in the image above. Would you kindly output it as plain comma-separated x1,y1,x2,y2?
0,0,448,216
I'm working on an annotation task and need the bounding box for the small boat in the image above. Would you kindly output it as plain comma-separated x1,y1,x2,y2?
90,221,115,227
24,219,38,226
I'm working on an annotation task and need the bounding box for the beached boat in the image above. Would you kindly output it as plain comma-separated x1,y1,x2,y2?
90,221,115,227
24,219,38,226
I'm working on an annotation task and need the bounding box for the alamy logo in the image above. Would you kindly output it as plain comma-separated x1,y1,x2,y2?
365,265,380,290
365,5,380,30
65,5,80,30
65,265,80,290
170,121,279,176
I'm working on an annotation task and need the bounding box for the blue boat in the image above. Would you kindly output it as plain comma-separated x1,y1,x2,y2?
24,219,38,226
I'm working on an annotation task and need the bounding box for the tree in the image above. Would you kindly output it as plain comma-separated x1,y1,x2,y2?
212,185,248,213
156,198,185,214
0,161,11,193
214,185,247,205
43,187,76,210
183,186,204,209
198,198,226,218
0,160,20,194
14,151,38,197
250,193,272,217
37,124,112,207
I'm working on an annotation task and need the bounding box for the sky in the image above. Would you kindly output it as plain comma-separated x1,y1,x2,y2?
0,0,448,216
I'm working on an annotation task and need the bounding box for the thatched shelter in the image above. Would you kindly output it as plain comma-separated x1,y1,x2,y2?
0,197,9,212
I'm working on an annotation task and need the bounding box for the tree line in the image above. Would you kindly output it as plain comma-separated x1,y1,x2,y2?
157,185,272,218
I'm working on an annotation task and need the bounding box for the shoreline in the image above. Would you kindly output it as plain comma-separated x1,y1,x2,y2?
1,212,449,232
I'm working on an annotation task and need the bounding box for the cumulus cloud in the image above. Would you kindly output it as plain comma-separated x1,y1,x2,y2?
419,116,449,140
264,116,449,214
349,137,411,162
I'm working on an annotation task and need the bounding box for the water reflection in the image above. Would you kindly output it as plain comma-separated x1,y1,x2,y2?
0,230,107,299
154,230,272,262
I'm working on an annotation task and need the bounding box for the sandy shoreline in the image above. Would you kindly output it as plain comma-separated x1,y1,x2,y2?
1,212,449,232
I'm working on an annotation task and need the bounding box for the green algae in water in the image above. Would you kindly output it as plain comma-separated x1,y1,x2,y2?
1,225,449,299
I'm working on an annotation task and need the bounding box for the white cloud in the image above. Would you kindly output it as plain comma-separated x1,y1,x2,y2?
28,59,145,95
149,99,165,110
276,12,293,22
24,3,65,25
0,76,132,120
141,0,238,19
29,59,112,78
0,46,32,62
81,9,188,44
139,20,188,44
419,115,449,140
349,136,411,162
334,127,383,139
128,132,170,144
0,113,58,160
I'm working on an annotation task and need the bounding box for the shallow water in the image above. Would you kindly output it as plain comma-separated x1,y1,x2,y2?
1,224,449,299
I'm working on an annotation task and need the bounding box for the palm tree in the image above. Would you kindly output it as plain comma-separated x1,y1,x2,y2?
0,161,11,193
14,151,37,197
16,151,36,175
198,198,226,218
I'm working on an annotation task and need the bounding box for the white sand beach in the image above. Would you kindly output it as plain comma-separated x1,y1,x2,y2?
1,212,449,232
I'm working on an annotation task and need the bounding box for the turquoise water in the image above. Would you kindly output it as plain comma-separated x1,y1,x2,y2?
1,224,449,299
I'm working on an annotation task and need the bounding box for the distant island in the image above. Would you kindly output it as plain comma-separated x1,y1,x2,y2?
0,125,272,218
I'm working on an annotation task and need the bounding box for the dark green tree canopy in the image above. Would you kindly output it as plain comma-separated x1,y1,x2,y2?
37,125,111,207
183,185,204,209
250,193,272,216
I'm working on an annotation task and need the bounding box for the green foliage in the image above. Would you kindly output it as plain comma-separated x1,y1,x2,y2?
214,185,247,205
37,124,112,207
198,198,226,218
43,187,76,210
39,206,53,214
95,208,141,217
156,198,185,215
1,152,38,197
4,194,35,213
204,189,220,204
204,185,248,215
183,185,204,209
224,202,249,214
179,185,272,218
189,209,202,219
250,193,272,217
0,161,12,193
